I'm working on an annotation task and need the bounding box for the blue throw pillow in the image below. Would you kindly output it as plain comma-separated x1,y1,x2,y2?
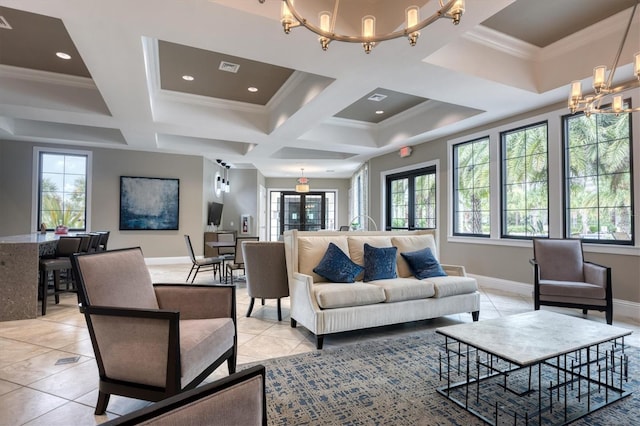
400,247,447,279
363,243,397,282
313,243,364,283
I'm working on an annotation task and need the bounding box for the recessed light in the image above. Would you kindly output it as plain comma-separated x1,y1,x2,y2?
375,110,384,114
248,87,258,93
182,75,194,81
56,52,71,60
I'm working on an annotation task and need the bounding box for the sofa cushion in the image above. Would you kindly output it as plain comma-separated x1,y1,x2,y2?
539,280,606,299
363,243,397,282
401,247,447,279
369,278,435,302
180,318,235,386
314,283,386,309
313,243,364,283
347,236,393,280
392,234,438,278
427,276,478,298
298,236,349,283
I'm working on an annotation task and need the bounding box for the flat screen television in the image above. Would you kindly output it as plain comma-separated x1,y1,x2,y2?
208,202,224,226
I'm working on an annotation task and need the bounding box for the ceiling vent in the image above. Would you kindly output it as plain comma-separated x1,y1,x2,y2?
368,93,387,102
219,61,240,73
0,16,12,30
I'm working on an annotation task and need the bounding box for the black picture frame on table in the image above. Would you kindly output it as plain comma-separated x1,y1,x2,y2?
119,176,179,230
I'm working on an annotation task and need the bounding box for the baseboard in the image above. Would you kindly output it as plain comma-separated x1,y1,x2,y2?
145,256,190,265
470,273,640,323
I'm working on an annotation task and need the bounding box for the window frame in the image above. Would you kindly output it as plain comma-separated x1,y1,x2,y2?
500,120,549,240
32,147,92,232
562,102,635,246
452,136,491,237
382,161,438,231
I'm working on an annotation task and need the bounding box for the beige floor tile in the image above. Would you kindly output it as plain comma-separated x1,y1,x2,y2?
239,334,302,360
0,379,21,397
74,390,151,417
0,350,92,386
57,338,95,358
29,359,98,400
0,387,67,426
0,320,88,350
23,401,110,426
0,337,53,369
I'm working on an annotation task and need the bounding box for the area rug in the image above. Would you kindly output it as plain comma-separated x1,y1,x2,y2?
243,331,638,425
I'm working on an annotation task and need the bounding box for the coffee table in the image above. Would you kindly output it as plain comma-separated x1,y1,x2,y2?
436,310,632,425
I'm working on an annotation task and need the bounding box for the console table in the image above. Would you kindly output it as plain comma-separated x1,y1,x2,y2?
0,233,60,321
436,311,632,425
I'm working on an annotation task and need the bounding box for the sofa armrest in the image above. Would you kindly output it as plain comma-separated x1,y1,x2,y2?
289,272,322,334
154,284,236,320
441,264,467,277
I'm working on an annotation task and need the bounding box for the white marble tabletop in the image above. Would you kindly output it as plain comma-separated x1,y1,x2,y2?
436,310,632,366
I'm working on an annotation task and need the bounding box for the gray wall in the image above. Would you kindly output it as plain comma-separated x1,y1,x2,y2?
368,103,640,304
0,139,207,257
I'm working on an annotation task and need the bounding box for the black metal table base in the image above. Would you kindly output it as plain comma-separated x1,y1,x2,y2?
437,337,631,425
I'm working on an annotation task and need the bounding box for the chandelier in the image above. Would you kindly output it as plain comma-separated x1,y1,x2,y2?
258,0,465,54
568,2,640,116
295,168,310,193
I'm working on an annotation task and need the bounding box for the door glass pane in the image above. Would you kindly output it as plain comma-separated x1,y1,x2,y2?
283,194,301,232
304,195,323,231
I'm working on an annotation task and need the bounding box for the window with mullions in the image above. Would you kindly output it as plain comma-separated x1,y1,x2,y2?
563,102,634,244
453,137,490,236
37,150,89,231
501,122,549,238
385,166,436,230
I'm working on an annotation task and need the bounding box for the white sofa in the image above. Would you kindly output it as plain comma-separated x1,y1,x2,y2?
283,229,480,349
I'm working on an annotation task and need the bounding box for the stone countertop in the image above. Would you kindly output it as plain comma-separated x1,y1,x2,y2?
0,233,64,243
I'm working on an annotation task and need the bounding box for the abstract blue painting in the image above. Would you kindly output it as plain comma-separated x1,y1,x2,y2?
119,176,179,230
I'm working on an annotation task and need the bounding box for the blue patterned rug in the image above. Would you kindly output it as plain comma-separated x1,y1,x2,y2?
243,330,638,425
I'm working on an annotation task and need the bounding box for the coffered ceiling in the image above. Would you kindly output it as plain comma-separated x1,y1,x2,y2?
0,0,638,178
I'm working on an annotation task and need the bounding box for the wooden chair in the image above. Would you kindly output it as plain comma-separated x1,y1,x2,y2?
71,247,237,414
101,365,267,426
39,236,82,315
185,234,223,282
225,236,259,284
242,241,290,321
531,238,613,324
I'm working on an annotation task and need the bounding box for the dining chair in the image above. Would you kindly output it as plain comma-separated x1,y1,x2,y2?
96,230,110,251
39,236,82,315
242,241,290,321
185,235,223,282
226,236,259,284
71,247,237,415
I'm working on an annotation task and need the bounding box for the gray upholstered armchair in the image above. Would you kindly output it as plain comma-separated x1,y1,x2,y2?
242,241,290,321
101,365,267,426
530,238,613,324
71,247,237,415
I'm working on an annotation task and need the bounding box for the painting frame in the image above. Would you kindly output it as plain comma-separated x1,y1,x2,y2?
119,176,180,231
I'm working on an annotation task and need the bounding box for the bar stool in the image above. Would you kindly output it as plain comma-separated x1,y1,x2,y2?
39,236,82,315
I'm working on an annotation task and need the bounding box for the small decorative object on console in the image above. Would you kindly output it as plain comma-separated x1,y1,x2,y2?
54,225,69,234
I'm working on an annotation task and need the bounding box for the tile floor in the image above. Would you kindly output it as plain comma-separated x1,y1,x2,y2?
1,263,638,425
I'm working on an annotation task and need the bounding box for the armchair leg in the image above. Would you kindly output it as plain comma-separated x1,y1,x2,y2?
290,318,297,328
582,309,588,315
277,298,282,321
95,390,110,415
606,307,613,325
246,298,255,317
316,335,324,350
227,351,237,374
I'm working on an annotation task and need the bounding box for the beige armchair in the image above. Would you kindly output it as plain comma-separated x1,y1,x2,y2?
71,247,237,415
531,238,613,324
242,241,290,321
100,365,267,426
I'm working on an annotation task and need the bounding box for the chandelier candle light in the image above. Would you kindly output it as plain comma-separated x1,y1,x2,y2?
259,0,465,54
568,1,640,116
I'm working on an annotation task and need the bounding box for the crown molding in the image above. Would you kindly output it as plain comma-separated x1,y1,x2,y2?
0,64,96,89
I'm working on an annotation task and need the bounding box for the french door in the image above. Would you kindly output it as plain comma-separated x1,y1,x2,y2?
280,192,326,234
